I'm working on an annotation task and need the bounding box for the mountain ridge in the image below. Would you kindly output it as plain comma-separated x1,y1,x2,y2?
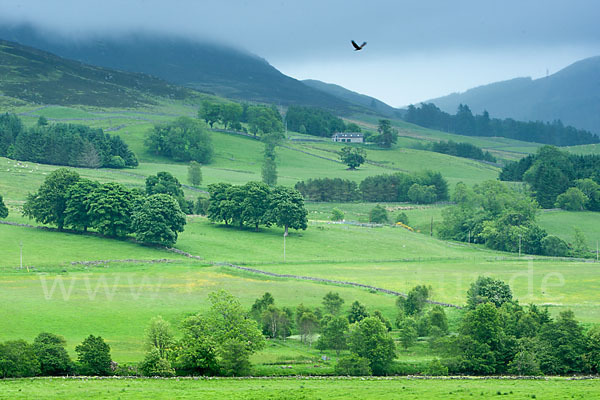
425,56,600,134
0,24,366,115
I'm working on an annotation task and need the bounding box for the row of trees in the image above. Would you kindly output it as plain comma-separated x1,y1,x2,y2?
23,168,187,246
405,103,599,146
295,171,449,204
500,145,600,209
145,117,214,163
0,333,112,378
198,100,284,137
413,139,497,163
439,180,590,256
0,113,137,168
285,105,346,137
207,182,308,234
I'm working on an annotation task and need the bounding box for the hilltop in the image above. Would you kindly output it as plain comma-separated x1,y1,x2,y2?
0,24,364,114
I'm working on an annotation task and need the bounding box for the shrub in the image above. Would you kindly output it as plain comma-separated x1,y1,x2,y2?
426,358,449,376
139,349,175,377
334,354,372,376
369,205,388,223
394,212,409,225
330,208,344,221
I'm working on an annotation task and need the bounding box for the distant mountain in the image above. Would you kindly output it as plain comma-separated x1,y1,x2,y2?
0,24,364,114
302,79,402,118
0,39,192,107
425,56,600,134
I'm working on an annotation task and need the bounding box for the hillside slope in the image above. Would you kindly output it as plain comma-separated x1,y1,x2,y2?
0,39,193,107
0,25,362,114
426,56,600,134
302,79,402,117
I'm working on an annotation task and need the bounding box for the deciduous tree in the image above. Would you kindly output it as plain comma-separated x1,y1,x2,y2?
23,168,80,230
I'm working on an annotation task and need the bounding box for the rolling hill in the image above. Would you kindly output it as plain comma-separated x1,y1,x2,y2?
0,39,194,107
302,79,403,118
0,24,364,114
426,56,600,134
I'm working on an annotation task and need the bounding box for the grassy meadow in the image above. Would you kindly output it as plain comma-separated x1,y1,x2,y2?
1,377,598,399
0,102,599,389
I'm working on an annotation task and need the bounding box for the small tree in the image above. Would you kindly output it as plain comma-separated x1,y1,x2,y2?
188,161,203,187
323,292,345,315
0,194,8,219
572,228,588,258
261,305,291,339
466,276,512,309
348,300,369,324
139,348,175,377
265,186,308,236
87,182,136,237
394,212,409,225
33,332,72,376
339,146,366,170
298,312,319,345
398,317,418,349
349,317,396,375
132,194,187,246
145,316,174,359
369,205,388,224
22,168,80,230
64,179,100,232
331,208,344,221
75,335,112,376
376,119,397,148
555,187,588,211
316,315,349,355
0,340,40,378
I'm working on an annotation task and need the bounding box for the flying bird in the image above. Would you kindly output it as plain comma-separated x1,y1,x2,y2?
351,40,367,51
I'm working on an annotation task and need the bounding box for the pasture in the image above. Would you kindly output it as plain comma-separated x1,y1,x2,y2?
1,377,597,399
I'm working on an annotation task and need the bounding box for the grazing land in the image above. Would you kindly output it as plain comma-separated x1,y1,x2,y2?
0,102,598,393
1,377,598,400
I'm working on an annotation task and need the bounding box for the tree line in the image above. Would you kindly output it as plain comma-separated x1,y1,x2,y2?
439,180,590,257
4,280,598,377
207,182,308,234
500,145,600,210
405,103,599,146
23,168,187,246
0,113,137,168
295,171,449,204
145,116,214,164
198,100,283,137
413,139,497,163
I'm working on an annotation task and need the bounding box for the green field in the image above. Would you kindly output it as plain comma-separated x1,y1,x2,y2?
1,377,597,399
1,102,599,389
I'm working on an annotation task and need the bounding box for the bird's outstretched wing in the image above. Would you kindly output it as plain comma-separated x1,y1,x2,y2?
351,40,367,51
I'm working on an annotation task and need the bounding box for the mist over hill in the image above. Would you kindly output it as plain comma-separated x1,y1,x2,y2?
0,24,365,114
426,56,600,134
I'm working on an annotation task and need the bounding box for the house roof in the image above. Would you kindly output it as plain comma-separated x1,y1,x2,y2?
332,132,363,138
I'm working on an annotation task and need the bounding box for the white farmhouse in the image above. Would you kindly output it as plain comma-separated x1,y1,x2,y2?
331,132,364,143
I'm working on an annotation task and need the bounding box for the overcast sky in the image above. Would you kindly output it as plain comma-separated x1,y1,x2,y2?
1,0,599,107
